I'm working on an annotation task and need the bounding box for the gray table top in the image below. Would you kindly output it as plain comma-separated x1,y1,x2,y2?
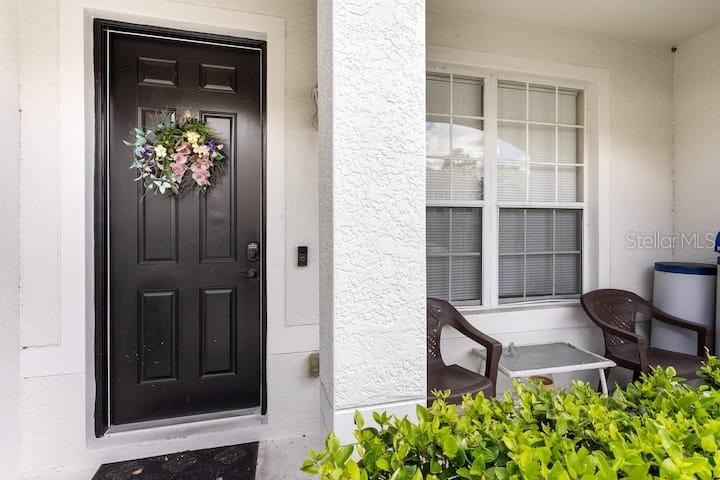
482,342,615,377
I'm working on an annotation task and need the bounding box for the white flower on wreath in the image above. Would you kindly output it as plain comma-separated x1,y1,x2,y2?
193,143,210,156
155,144,168,158
185,131,200,144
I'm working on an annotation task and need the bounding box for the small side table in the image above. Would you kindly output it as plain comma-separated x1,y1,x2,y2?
473,342,616,394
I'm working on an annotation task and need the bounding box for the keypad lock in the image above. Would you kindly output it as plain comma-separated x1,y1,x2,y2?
246,242,260,262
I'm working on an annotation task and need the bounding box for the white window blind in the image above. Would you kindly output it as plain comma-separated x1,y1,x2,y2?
427,207,482,303
426,73,484,304
426,71,585,307
497,81,584,204
499,208,582,301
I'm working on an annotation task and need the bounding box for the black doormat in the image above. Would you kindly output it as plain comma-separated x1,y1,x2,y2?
92,442,258,480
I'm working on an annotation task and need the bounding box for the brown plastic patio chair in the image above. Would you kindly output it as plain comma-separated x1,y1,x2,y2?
581,289,710,381
427,298,502,405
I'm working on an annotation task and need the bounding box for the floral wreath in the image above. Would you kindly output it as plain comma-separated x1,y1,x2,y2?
126,116,225,195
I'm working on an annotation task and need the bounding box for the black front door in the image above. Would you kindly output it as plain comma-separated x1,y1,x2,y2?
102,24,264,426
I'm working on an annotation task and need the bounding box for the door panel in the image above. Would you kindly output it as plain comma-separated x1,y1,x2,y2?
105,30,264,426
200,112,236,262
138,290,178,382
200,288,236,376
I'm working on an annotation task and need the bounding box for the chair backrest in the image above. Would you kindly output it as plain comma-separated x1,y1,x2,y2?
580,289,651,348
427,298,465,360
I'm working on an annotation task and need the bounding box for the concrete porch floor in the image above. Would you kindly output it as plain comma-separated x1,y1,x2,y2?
21,434,324,480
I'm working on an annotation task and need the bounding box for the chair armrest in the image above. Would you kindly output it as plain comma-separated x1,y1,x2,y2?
454,318,502,387
595,320,645,345
651,308,711,356
593,320,649,371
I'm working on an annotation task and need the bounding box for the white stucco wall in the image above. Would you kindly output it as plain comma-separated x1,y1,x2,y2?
17,0,322,478
19,0,61,347
0,0,21,478
317,0,427,441
426,9,675,383
672,24,720,263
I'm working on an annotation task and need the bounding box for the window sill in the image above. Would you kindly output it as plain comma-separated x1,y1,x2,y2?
456,298,581,316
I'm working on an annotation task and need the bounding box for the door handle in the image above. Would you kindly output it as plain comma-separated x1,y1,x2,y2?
237,268,257,279
247,242,260,262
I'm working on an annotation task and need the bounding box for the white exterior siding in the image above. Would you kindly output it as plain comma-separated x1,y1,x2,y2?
672,24,720,263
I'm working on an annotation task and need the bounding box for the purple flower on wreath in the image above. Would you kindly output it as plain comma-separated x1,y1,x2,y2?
207,139,217,151
140,145,154,158
148,159,156,168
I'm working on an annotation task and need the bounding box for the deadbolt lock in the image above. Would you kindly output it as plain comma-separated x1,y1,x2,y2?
247,242,260,262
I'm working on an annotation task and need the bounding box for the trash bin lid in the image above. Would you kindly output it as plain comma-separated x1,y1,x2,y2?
654,262,717,275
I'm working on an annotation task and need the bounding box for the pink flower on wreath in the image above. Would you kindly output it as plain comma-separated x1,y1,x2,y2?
171,161,187,182
172,153,188,165
175,143,192,156
191,158,213,187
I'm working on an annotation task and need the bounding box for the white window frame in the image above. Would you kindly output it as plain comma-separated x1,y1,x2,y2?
427,47,610,312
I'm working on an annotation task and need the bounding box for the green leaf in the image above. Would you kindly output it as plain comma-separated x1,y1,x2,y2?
334,444,354,467
345,459,361,480
701,435,718,452
326,432,340,454
299,459,318,474
353,410,364,429
442,435,459,458
376,458,390,471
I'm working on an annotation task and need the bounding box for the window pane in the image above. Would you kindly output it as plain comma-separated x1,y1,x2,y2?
555,209,581,251
451,256,482,302
427,73,450,115
427,158,451,201
526,209,553,252
529,84,555,123
426,207,482,305
499,208,524,254
427,207,450,255
498,80,526,120
555,253,581,294
451,208,481,253
529,124,555,163
450,159,484,201
499,208,582,302
529,164,555,202
453,118,484,159
499,255,524,298
558,166,581,202
451,118,484,201
453,75,483,117
498,122,526,162
558,87,582,125
526,254,553,296
558,126,582,164
427,257,449,300
498,121,527,202
426,115,450,157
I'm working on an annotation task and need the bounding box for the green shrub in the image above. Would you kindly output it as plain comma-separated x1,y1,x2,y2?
302,357,720,479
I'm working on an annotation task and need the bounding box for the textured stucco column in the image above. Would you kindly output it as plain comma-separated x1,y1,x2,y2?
317,0,426,442
0,0,21,476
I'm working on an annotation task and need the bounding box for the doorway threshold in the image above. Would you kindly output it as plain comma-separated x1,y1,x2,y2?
107,407,263,435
